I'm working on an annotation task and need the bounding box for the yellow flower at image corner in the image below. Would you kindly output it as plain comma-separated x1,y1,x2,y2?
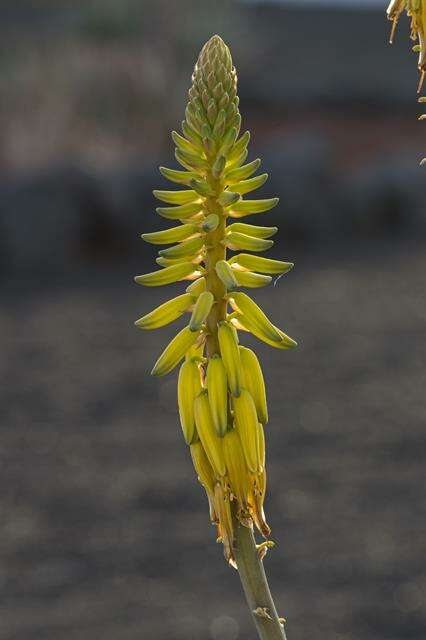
387,0,426,91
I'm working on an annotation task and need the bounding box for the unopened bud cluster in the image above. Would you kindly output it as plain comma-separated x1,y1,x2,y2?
135,35,296,566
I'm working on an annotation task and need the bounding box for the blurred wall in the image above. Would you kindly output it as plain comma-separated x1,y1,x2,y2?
0,0,425,278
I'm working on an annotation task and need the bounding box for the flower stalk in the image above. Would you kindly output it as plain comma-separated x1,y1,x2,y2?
135,35,296,639
235,518,288,640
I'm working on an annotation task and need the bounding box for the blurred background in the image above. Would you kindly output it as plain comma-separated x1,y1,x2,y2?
1,1,426,639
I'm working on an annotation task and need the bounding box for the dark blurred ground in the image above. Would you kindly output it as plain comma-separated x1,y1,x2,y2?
1,1,426,639
2,242,426,639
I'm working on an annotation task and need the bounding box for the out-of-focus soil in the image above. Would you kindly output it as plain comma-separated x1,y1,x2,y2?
1,241,426,640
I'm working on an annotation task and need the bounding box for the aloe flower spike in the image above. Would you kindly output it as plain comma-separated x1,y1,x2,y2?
135,35,297,640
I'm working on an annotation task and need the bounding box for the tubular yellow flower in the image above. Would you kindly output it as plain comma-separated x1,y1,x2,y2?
224,231,274,252
227,222,278,238
178,359,203,444
190,440,216,494
186,276,206,296
151,326,201,376
218,320,243,397
135,35,297,570
206,355,229,436
215,259,239,291
213,482,235,566
229,291,294,344
190,441,217,523
141,223,199,244
223,428,250,508
232,270,272,288
194,390,227,478
135,292,194,330
189,291,215,331
135,262,201,286
229,253,293,275
239,346,268,425
233,389,261,474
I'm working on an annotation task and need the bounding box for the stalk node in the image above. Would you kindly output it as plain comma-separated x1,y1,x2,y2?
253,607,273,621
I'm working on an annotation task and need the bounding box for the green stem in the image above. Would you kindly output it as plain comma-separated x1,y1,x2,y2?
234,517,287,640
204,174,227,355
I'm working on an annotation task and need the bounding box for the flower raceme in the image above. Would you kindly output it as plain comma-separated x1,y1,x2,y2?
135,35,297,566
387,0,426,91
386,1,426,163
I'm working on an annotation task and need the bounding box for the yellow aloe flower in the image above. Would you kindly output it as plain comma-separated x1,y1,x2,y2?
134,35,296,568
387,0,426,92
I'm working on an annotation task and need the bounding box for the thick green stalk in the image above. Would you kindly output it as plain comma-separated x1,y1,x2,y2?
234,519,287,640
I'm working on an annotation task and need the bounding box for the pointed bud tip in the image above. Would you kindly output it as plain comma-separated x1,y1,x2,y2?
286,338,298,348
201,34,229,55
209,34,225,45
